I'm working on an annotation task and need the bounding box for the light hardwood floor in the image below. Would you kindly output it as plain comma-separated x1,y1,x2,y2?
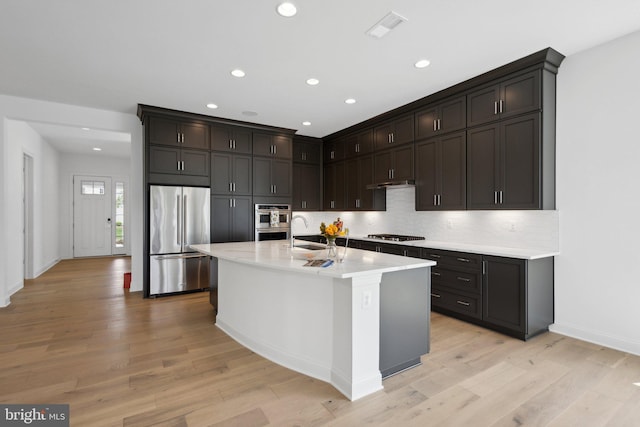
1,257,639,426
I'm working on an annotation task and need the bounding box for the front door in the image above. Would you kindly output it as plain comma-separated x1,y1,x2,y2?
73,175,112,257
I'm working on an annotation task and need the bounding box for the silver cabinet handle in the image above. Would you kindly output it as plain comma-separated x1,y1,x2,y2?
457,277,471,282
331,150,335,159
499,190,504,204
431,271,441,276
499,99,504,113
456,300,471,306
483,260,487,275
229,198,233,208
229,139,233,149
494,101,498,115
356,143,360,153
229,182,233,192
177,161,181,171
233,198,236,208
438,119,441,130
330,200,335,209
273,145,277,155
434,194,438,206
494,191,498,204
429,254,441,258
437,194,441,206
431,293,441,298
457,258,470,263
433,119,437,132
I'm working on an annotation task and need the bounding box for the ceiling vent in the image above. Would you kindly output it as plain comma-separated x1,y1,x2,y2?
365,11,408,39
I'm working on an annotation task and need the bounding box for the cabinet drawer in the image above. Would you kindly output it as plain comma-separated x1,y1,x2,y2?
423,249,482,272
431,286,481,319
431,267,481,294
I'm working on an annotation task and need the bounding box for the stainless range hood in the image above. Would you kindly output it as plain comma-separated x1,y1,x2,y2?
366,179,415,189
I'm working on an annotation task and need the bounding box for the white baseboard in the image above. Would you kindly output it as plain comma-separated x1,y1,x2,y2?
549,323,640,357
34,258,60,278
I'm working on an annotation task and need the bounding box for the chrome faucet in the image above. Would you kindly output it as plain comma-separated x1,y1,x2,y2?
290,215,309,247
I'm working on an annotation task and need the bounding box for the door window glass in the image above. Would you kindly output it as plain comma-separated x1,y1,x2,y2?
115,182,125,248
81,181,105,195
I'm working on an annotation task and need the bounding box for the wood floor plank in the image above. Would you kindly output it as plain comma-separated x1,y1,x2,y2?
1,257,640,426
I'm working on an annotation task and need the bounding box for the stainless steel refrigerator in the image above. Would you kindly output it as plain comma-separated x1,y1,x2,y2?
149,185,210,296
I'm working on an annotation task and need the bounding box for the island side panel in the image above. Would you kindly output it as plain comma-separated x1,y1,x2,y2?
215,259,335,382
379,266,431,378
330,273,384,401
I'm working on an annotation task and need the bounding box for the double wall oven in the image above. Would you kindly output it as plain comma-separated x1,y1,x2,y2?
254,204,291,241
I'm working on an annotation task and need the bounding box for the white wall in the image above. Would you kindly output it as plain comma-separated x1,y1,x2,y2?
0,95,144,307
58,153,131,259
551,30,640,355
5,120,60,291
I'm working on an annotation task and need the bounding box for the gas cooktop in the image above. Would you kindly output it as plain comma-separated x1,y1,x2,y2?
366,234,425,242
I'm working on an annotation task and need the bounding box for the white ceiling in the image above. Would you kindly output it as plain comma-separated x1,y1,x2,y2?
2,0,640,154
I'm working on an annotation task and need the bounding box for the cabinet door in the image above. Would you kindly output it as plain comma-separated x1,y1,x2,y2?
323,162,345,210
211,152,232,194
324,139,344,162
252,157,272,196
483,256,525,334
501,114,539,209
467,123,500,209
148,117,181,147
439,96,467,134
272,159,291,196
293,141,321,164
358,155,381,210
180,122,209,150
273,135,292,159
252,133,273,157
181,149,210,177
230,196,253,242
148,146,181,175
392,115,414,145
211,196,232,243
415,107,439,140
467,84,500,127
501,71,540,119
415,139,438,210
345,158,360,210
293,163,321,210
392,144,414,181
439,131,466,210
232,154,252,195
373,150,393,183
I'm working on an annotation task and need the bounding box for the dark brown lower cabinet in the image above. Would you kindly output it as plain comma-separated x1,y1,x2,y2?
210,195,253,243
482,255,554,340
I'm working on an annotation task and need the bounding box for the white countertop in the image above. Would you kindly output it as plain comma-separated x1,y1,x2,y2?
333,235,559,260
190,241,435,279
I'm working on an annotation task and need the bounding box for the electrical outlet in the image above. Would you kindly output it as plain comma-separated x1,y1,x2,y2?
509,222,516,232
362,290,372,308
447,219,453,229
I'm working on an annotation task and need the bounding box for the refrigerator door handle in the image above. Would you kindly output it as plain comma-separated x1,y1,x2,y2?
183,194,188,250
176,194,181,246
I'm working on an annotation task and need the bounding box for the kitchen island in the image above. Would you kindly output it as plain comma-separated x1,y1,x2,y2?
191,240,435,401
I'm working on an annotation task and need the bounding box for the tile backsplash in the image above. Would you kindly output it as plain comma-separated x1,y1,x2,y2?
291,187,558,252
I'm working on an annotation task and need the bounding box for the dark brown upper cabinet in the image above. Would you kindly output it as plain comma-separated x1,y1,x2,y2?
467,71,540,127
374,115,414,150
292,139,322,164
324,138,345,163
467,113,541,210
148,116,210,150
253,133,292,159
210,124,252,154
373,144,414,183
415,96,466,140
415,131,466,211
345,129,374,158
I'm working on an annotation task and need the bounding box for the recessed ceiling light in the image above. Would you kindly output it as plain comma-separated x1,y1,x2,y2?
93,147,102,151
206,103,218,109
415,59,431,69
81,127,90,131
231,69,246,78
306,78,319,86
345,98,357,104
302,121,311,126
277,2,297,17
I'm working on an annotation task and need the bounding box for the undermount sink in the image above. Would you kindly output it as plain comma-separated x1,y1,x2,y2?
293,244,325,251
290,243,326,260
